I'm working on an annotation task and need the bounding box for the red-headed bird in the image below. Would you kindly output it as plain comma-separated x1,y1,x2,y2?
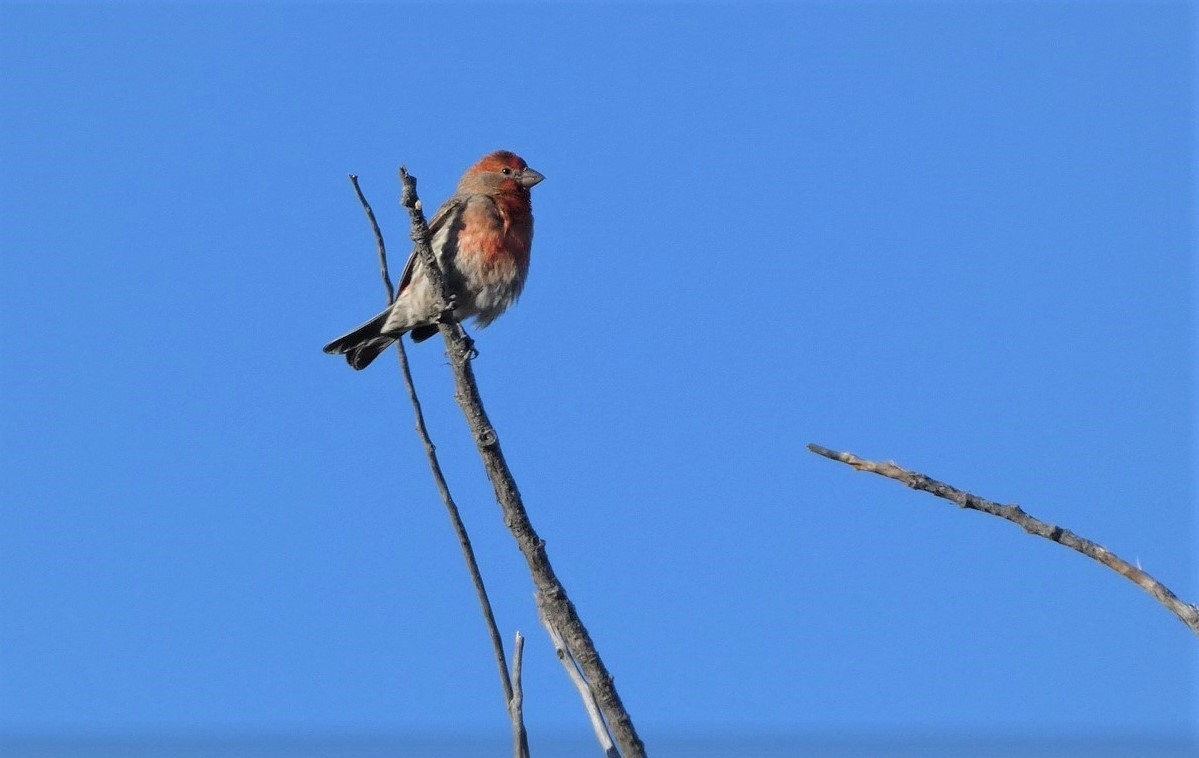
324,150,544,369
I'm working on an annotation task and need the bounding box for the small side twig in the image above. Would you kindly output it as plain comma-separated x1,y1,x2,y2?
537,599,618,758
510,632,528,758
348,174,526,755
807,443,1199,636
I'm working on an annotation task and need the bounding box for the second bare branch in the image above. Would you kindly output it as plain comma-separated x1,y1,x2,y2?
807,443,1199,636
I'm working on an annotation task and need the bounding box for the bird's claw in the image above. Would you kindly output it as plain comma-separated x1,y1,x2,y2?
460,331,478,361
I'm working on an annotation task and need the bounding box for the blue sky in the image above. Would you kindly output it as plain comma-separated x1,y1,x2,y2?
1,3,1194,755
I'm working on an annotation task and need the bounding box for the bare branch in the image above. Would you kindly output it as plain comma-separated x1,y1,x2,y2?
510,633,529,758
348,175,523,745
807,443,1199,636
538,599,619,758
399,167,646,756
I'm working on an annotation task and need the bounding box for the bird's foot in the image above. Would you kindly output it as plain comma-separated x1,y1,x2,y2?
438,295,459,324
459,328,478,361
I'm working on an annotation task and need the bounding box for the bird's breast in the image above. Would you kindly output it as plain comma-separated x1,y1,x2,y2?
455,198,533,275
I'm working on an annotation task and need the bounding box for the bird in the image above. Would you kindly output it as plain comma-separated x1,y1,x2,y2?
323,151,544,370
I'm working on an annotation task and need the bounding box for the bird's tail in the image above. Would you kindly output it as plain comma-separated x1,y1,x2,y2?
323,309,406,370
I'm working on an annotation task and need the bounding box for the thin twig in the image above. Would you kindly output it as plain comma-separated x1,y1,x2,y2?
510,633,529,758
807,443,1199,636
538,599,619,758
348,174,394,303
399,166,646,757
348,175,525,751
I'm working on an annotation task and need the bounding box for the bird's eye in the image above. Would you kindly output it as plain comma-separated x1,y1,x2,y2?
501,167,512,175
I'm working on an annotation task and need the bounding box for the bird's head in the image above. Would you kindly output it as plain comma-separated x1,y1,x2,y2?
459,150,544,195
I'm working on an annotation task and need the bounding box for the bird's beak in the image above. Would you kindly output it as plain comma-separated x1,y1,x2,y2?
520,168,545,188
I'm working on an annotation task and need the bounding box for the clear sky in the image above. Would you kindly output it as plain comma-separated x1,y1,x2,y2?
1,3,1194,756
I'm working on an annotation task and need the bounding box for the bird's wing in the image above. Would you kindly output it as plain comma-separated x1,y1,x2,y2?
395,195,464,296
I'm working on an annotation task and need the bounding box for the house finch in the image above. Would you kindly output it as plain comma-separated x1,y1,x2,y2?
323,150,544,370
